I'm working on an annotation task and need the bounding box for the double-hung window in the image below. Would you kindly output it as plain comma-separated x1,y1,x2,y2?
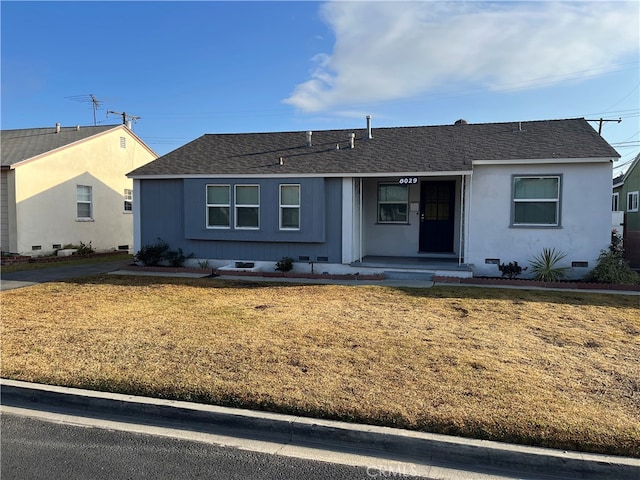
124,189,133,212
206,185,230,228
628,191,639,212
280,184,300,230
378,183,408,223
512,176,561,226
612,192,620,212
76,185,92,219
235,185,259,229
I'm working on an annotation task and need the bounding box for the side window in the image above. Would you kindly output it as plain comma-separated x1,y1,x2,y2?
77,185,93,219
124,189,133,212
612,192,619,212
627,191,639,212
512,176,560,227
234,185,260,229
280,184,300,230
377,183,408,223
206,185,230,228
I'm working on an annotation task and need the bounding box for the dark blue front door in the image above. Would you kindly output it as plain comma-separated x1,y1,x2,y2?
419,181,455,253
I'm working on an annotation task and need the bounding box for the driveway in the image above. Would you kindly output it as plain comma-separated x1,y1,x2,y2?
1,260,131,291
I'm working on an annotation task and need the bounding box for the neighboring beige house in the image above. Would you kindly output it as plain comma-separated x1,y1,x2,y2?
1,123,157,255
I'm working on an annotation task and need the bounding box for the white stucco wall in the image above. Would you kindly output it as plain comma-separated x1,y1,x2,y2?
12,127,156,255
467,162,613,279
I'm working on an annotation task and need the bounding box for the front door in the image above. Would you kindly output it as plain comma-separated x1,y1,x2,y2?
419,180,455,253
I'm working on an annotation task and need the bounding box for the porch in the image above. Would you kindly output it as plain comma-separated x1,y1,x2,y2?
350,255,473,280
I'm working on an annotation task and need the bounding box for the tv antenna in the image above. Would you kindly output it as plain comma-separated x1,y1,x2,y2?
107,110,141,128
66,93,103,125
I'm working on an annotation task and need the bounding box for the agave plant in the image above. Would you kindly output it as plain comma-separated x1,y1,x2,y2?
529,247,569,282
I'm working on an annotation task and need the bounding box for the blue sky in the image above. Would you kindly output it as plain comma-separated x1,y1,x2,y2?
2,1,639,175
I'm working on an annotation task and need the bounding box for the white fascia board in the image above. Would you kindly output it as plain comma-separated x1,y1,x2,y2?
472,157,615,166
128,170,473,180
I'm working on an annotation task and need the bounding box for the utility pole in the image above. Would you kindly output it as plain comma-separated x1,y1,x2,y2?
107,110,141,128
586,117,621,135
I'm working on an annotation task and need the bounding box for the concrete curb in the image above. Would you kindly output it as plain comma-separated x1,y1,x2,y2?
1,379,638,479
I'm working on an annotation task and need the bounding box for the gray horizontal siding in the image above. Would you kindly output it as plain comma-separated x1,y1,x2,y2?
139,177,342,263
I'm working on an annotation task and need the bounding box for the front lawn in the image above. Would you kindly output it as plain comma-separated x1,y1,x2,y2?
2,275,638,456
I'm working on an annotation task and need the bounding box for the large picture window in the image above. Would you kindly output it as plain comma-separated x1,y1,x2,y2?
280,184,300,230
76,185,92,219
512,176,560,226
378,183,408,223
206,185,230,228
235,185,259,229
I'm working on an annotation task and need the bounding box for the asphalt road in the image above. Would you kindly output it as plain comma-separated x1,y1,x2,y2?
0,259,131,291
1,413,422,480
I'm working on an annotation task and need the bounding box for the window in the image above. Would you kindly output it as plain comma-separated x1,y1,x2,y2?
206,185,230,228
234,185,259,229
512,176,560,226
628,191,639,212
124,189,133,212
378,183,408,223
280,184,300,230
76,185,92,219
612,192,620,212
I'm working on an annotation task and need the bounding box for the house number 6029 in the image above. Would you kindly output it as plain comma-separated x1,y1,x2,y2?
399,177,418,184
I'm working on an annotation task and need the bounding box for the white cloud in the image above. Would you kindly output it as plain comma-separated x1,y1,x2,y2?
284,1,640,113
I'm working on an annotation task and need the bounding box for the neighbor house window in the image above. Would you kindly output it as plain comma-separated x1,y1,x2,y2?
76,185,92,219
378,183,408,223
124,189,133,212
512,176,561,226
234,185,259,229
628,191,639,212
612,192,620,212
280,184,300,230
206,184,230,228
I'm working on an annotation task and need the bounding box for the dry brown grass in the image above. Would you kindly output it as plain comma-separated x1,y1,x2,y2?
1,275,639,456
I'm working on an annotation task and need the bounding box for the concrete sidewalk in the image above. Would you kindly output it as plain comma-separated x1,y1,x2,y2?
1,379,638,480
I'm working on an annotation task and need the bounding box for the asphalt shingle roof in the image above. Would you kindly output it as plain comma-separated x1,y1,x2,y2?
128,118,619,178
1,125,120,167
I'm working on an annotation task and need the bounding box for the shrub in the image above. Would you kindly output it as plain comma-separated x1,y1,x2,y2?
134,238,170,266
275,256,294,272
529,248,569,282
498,261,527,279
76,241,95,255
583,232,640,285
164,248,193,267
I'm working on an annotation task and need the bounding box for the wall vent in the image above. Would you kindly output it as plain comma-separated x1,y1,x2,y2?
316,256,329,262
572,261,589,268
118,245,130,251
485,258,500,264
32,245,42,251
298,256,310,261
52,244,62,249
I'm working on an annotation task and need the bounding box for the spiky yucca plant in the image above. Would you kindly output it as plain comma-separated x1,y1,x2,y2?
529,248,569,282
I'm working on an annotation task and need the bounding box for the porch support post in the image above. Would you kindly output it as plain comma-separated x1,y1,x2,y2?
459,174,465,266
133,179,141,254
341,178,354,264
462,173,473,266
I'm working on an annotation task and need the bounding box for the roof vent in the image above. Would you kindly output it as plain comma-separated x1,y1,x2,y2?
306,131,313,147
76,125,80,131
454,119,468,125
349,133,355,149
55,122,61,133
366,115,373,139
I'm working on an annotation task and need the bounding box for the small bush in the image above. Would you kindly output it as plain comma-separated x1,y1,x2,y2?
135,238,170,266
76,241,95,255
275,256,294,272
498,261,527,279
164,248,193,267
529,248,569,282
583,232,640,285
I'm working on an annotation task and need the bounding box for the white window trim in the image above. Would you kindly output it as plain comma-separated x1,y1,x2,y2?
279,184,301,230
377,183,409,224
234,184,260,230
612,192,620,212
76,185,93,220
628,191,639,212
206,184,231,229
511,175,561,227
